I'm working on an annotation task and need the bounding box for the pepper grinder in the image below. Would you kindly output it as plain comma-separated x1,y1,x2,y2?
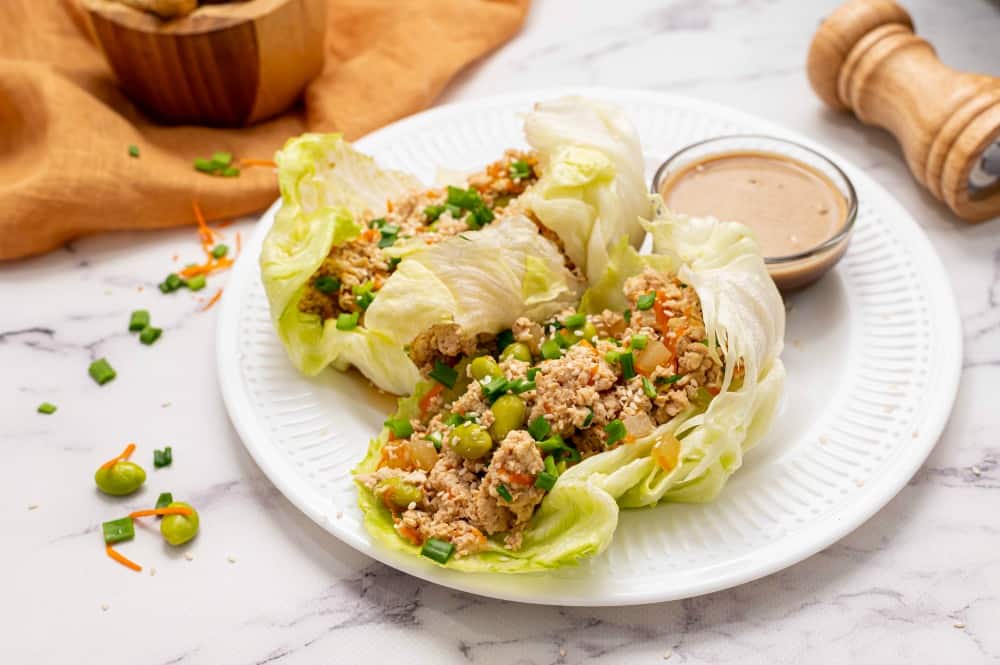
807,0,1000,221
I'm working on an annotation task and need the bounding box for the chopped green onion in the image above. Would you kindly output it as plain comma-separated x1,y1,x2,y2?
193,157,216,173
314,275,340,294
496,329,514,351
158,272,184,293
211,244,229,259
496,484,513,502
155,492,173,510
424,205,446,223
139,326,162,345
221,167,240,177
636,292,656,310
37,402,57,415
544,455,558,476
468,205,494,229
384,418,414,439
185,274,206,291
605,419,626,446
540,338,562,360
128,310,150,332
428,360,458,389
443,413,466,427
604,350,620,365
211,151,233,167
153,446,172,468
630,334,648,350
509,160,532,180
388,257,402,271
352,281,375,309
102,517,135,544
642,376,657,399
480,376,509,403
446,185,481,210
509,378,536,394
659,374,683,385
526,367,539,381
368,218,386,229
619,352,636,379
562,312,586,329
425,432,444,451
336,312,359,330
528,416,551,441
88,358,116,385
421,537,454,564
582,409,593,428
624,308,632,324
446,203,464,219
535,471,557,491
377,223,400,248
128,144,140,158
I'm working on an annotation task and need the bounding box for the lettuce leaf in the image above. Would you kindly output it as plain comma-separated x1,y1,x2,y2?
364,215,583,345
521,97,650,284
354,383,619,572
260,134,423,393
564,204,786,506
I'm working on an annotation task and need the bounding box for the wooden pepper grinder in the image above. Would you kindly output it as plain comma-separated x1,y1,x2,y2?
807,0,1000,221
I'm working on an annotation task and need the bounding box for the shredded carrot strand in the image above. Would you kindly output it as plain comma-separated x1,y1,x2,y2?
239,158,277,169
99,442,136,470
106,544,142,572
505,471,535,487
214,219,236,229
235,231,243,257
180,256,233,278
129,506,193,519
419,383,445,417
191,199,217,250
200,288,223,312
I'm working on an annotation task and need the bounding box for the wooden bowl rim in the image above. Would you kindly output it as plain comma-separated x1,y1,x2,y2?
81,0,296,35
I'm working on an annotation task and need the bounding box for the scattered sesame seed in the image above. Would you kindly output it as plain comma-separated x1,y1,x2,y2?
336,511,343,519
227,555,236,564
912,431,919,439
663,649,673,660
883,405,895,413
100,603,109,612
27,504,39,511
558,648,566,657
161,401,172,408
792,339,803,349
819,436,829,445
971,466,982,476
149,567,157,576
184,552,194,561
954,621,966,629
855,479,865,487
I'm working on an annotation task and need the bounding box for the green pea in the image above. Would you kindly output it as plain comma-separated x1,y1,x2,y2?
160,501,199,546
490,394,526,442
375,477,424,509
94,461,146,496
470,355,502,381
499,342,532,363
581,321,598,343
450,423,493,460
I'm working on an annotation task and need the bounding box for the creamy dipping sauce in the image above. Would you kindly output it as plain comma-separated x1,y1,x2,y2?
660,151,848,258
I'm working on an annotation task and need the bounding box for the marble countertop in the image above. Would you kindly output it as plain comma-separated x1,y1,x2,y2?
3,1,999,663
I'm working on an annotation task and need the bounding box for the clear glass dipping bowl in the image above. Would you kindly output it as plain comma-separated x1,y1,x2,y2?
652,135,858,292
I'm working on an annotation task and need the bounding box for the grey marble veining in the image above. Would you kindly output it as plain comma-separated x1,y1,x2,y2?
2,1,999,663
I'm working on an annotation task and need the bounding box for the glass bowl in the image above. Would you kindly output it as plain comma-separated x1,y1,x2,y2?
652,135,858,291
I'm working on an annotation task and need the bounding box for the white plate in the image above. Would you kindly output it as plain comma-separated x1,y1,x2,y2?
217,88,961,606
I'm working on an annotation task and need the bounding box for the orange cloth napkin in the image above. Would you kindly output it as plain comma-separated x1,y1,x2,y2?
0,0,530,261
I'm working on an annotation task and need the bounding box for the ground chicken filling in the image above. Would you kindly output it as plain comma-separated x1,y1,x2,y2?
358,269,730,560
298,150,541,323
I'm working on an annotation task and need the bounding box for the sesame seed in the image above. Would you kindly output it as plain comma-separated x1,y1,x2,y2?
100,603,109,612
819,436,829,444
336,511,344,519
184,552,194,561
149,567,157,576
954,621,966,629
971,466,982,476
161,401,172,408
27,504,39,511
559,648,566,657
227,555,237,564
664,649,673,660
855,479,865,487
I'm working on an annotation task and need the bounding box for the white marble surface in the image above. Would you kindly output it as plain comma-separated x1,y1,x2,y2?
3,1,999,663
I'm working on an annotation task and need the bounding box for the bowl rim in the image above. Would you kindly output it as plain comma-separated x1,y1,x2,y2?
651,133,859,264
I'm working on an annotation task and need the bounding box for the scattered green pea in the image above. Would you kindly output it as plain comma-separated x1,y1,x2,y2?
160,501,199,546
375,477,423,510
95,461,146,496
499,342,532,363
470,356,502,381
490,394,527,442
450,423,493,460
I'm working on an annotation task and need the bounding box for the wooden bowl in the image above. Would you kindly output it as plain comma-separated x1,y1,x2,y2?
82,0,326,127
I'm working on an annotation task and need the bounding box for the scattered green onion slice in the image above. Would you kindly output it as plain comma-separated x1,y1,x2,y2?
659,374,683,385
535,471,557,491
528,416,551,441
543,455,558,476
211,151,233,167
335,312,359,330
496,484,513,502
496,329,514,351
540,338,562,360
153,446,172,468
509,160,532,180
314,275,340,294
424,205,446,223
193,157,216,173
102,517,135,545
185,274,206,292
636,292,656,310
562,312,586,329
221,167,240,177
377,223,400,248
425,432,444,451
480,376,509,403
526,367,539,381
630,334,648,350
211,244,229,259
605,419,626,446
128,310,150,332
88,358,116,385
384,418,414,439
128,145,140,158
428,360,458,389
443,413,467,427
604,350,620,364
158,272,184,293
624,308,632,324
642,376,657,399
37,402,57,415
582,409,593,428
619,352,636,379
421,537,454,564
155,492,174,510
369,218,386,229
139,326,162,345
509,378,536,394
352,282,375,310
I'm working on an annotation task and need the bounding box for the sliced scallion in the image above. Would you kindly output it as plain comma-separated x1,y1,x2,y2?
421,537,454,564
128,310,150,332
562,312,586,329
384,418,414,439
636,292,656,310
619,352,636,379
314,275,340,294
155,492,173,510
605,419,626,446
102,517,135,544
153,446,172,468
528,416,551,441
428,360,458,389
336,312,359,330
37,402,57,415
630,334,648,350
496,484,513,502
642,376,657,399
139,326,162,345
534,471,557,491
88,358,116,385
